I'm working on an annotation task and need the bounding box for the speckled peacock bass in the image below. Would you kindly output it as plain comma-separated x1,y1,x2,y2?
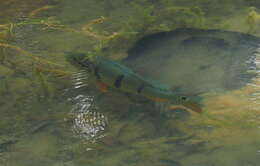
67,53,202,113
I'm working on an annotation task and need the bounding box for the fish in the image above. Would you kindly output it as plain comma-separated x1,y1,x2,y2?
66,53,203,113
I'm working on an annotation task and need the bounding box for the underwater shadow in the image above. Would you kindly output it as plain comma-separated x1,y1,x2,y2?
123,28,260,93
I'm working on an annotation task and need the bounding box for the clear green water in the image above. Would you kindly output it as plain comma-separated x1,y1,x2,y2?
1,0,260,166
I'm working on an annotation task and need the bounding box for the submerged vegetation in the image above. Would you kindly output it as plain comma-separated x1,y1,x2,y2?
1,0,260,165
246,7,260,33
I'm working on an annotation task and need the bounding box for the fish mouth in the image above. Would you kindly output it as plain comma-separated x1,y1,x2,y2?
66,52,93,70
182,102,203,113
168,102,202,114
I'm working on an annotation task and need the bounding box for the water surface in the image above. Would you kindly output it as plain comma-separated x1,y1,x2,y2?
1,1,260,166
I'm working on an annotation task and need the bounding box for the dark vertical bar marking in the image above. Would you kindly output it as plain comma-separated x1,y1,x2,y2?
94,67,101,80
137,84,146,93
114,75,124,88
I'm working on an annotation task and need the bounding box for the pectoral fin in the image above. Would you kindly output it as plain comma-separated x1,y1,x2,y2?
96,80,108,92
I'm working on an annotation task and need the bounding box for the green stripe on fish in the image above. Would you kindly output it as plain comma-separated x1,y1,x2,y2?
66,53,203,113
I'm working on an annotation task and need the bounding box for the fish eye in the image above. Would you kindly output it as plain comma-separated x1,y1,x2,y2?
180,96,188,101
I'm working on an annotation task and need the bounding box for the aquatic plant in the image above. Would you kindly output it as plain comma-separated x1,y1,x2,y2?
0,43,61,67
0,16,108,41
246,7,260,33
0,47,7,64
80,16,120,41
0,14,115,99
32,67,53,99
0,42,73,98
0,23,14,39
129,3,156,32
29,5,56,18
157,6,205,28
0,77,10,95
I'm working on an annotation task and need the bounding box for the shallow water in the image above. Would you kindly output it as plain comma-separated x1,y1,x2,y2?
124,28,260,93
1,1,260,166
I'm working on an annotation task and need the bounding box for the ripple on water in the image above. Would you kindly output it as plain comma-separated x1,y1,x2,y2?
69,94,108,142
68,71,108,143
71,70,90,89
247,44,260,107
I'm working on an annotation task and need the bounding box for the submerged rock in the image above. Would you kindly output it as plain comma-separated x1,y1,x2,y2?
123,28,260,93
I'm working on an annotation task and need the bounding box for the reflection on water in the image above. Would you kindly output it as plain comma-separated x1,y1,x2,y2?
65,71,108,142
71,70,90,89
69,94,107,142
249,45,260,106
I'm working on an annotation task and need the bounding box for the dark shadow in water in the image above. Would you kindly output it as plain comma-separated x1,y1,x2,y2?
123,28,260,93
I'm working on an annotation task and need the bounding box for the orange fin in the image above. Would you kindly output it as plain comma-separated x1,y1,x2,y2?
96,80,108,92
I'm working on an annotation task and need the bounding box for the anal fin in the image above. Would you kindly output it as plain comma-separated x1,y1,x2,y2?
96,80,108,92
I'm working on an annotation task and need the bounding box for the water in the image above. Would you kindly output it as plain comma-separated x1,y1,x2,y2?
1,0,260,166
123,28,260,93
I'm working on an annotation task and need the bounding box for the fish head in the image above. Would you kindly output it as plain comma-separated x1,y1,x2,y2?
66,52,85,65
171,94,203,113
66,52,93,70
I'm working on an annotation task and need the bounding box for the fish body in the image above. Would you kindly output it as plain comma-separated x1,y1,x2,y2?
67,53,202,113
94,56,174,101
